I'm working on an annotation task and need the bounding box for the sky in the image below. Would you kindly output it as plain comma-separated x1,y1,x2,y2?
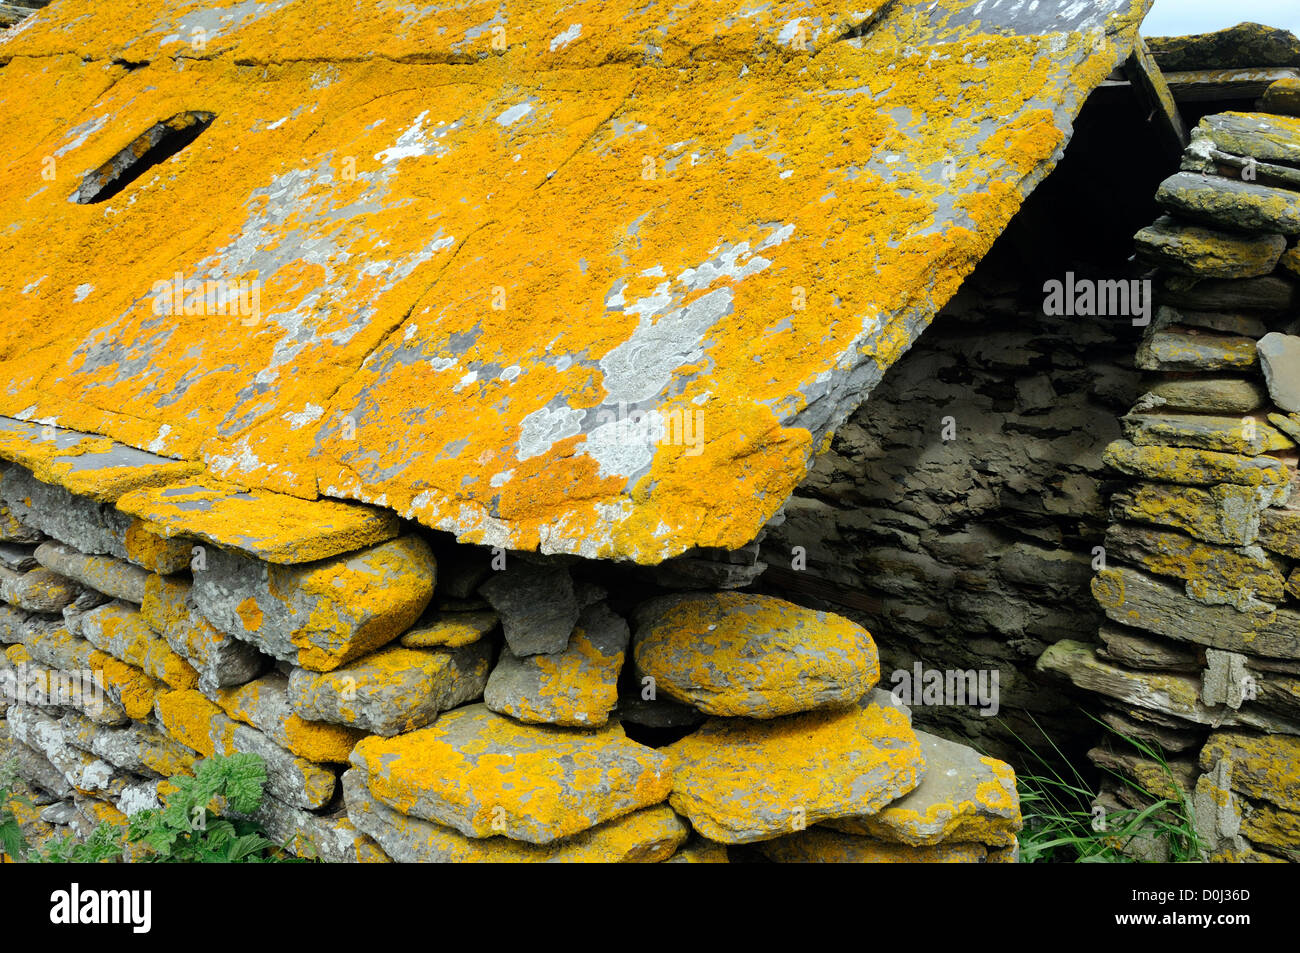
1144,0,1300,37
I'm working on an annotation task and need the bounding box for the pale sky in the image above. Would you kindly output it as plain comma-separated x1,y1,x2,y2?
1144,0,1300,37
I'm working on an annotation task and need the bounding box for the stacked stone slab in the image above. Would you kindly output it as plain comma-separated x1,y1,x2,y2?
0,432,1023,862
1041,87,1300,863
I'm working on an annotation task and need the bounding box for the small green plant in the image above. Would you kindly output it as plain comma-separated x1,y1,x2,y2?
1004,713,1203,863
2,752,299,863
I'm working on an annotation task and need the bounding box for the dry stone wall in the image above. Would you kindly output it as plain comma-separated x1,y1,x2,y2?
1039,88,1300,863
0,446,1022,863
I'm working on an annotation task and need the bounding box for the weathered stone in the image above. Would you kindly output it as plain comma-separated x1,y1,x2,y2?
1102,439,1289,487
1201,649,1253,709
754,829,988,863
1089,746,1197,804
632,591,878,718
1104,523,1286,605
349,704,670,843
1098,624,1200,672
1283,246,1300,279
1093,565,1300,659
478,561,579,657
1200,732,1300,811
1256,332,1300,413
1197,111,1300,166
1156,171,1300,235
5,705,126,797
121,519,193,574
9,621,152,722
1257,506,1300,558
1038,641,1298,732
1120,413,1292,456
0,565,77,613
0,732,71,798
1099,707,1202,753
0,466,131,559
234,793,389,864
825,731,1020,847
58,710,196,779
114,480,400,564
1135,330,1257,373
212,672,366,763
141,575,264,692
72,601,198,690
485,603,627,727
1109,481,1283,545
398,610,498,649
1159,275,1300,313
1148,24,1300,71
1150,305,1268,339
1134,217,1286,278
1263,77,1300,117
664,689,923,844
192,535,435,672
153,689,336,810
288,641,491,737
0,501,42,544
343,770,686,863
34,542,149,604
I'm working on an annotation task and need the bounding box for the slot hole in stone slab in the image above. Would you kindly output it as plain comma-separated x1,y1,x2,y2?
69,110,215,205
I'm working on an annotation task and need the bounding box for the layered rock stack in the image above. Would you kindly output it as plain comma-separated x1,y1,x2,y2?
0,436,1022,862
1040,85,1300,863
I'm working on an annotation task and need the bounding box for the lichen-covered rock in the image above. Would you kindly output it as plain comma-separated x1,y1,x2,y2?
58,709,196,778
664,689,923,844
153,688,336,809
1102,439,1289,487
399,610,498,648
1148,23,1300,71
1160,275,1298,313
1259,506,1300,558
1263,78,1300,117
632,591,878,718
34,541,150,603
212,672,366,763
824,731,1020,847
5,705,127,797
349,704,671,843
1200,732,1300,812
234,793,389,863
0,466,132,559
1120,412,1292,456
1109,481,1284,546
343,769,685,863
192,535,435,672
288,641,492,737
121,519,192,574
141,574,264,691
71,601,198,690
484,602,627,727
1135,330,1257,373
478,561,579,657
1156,171,1300,235
754,829,989,863
1103,522,1287,606
1134,217,1286,278
1256,332,1300,414
0,565,77,613
0,501,42,544
1092,566,1300,660
1196,111,1300,166
664,838,730,863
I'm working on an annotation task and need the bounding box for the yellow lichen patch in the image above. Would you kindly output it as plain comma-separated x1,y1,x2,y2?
236,597,263,633
827,738,1021,847
0,0,1145,562
213,677,365,764
153,689,226,757
1103,440,1290,487
664,691,924,843
94,654,162,721
1201,732,1300,812
123,519,192,573
633,591,877,717
351,703,672,843
399,610,498,649
116,479,399,564
81,603,199,690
